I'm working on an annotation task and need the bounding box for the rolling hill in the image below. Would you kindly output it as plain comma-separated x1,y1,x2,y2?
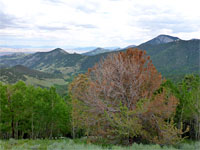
0,35,199,83
0,48,85,75
0,65,68,95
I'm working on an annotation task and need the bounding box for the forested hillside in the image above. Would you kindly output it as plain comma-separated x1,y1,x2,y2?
80,39,200,81
137,39,200,77
0,35,199,98
0,36,199,82
0,48,84,75
0,65,68,95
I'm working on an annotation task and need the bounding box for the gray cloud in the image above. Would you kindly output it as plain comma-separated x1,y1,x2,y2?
109,0,122,1
136,16,198,33
0,0,199,49
73,24,97,29
46,0,59,2
76,2,99,14
37,24,97,31
128,4,199,34
38,26,69,31
0,11,17,29
170,24,198,33
76,5,96,13
0,34,58,47
0,11,27,29
43,0,64,4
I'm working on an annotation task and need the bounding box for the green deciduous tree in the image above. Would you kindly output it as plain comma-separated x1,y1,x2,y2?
175,75,200,140
162,74,200,140
0,81,71,139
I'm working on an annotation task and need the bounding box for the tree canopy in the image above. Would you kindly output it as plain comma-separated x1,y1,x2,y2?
69,48,184,145
0,81,71,139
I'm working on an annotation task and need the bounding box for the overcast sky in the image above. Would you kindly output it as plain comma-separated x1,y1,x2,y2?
0,0,200,50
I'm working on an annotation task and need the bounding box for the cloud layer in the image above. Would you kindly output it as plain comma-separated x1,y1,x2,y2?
0,0,200,49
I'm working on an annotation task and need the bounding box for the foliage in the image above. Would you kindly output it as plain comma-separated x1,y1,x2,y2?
0,81,71,139
161,74,200,141
163,75,200,140
69,48,183,145
137,39,200,77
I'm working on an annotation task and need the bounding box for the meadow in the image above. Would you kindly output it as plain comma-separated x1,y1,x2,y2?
0,139,200,150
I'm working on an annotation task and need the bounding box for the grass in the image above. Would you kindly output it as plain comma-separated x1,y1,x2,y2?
0,139,199,150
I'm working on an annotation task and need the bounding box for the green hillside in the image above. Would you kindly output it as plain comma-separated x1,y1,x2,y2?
137,39,200,77
0,65,68,95
80,39,200,81
0,48,85,75
0,37,199,82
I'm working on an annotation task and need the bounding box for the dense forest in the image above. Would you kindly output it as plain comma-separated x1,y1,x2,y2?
0,49,199,147
0,82,71,139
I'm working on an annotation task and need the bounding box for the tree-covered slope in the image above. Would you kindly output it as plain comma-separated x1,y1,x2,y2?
0,48,85,75
0,37,199,81
80,39,200,79
0,65,67,90
137,39,200,76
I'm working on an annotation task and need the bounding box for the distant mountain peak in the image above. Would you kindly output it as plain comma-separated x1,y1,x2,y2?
156,34,180,40
82,47,110,56
144,34,180,45
50,48,68,54
93,47,106,51
82,47,121,56
124,45,136,49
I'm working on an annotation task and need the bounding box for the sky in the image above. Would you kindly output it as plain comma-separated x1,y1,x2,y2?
0,0,200,52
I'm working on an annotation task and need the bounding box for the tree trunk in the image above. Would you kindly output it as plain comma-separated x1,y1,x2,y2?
50,95,54,139
11,115,15,138
50,123,53,139
16,121,18,139
195,115,200,140
72,119,75,139
179,104,184,129
31,113,34,139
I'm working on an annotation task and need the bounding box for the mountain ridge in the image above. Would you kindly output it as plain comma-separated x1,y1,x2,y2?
83,47,112,56
141,34,180,46
0,35,199,83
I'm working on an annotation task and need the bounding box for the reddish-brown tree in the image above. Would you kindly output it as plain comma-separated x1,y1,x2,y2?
69,48,183,145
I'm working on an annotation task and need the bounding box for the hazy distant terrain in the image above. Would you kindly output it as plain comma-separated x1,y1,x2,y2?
0,35,199,93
